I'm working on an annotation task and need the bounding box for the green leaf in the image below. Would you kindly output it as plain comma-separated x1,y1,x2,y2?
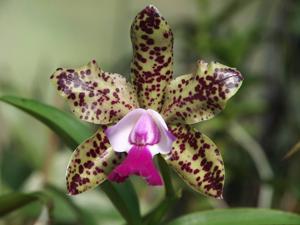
102,181,141,225
0,192,48,216
0,95,92,149
166,208,300,225
0,95,141,225
46,184,98,225
142,195,178,225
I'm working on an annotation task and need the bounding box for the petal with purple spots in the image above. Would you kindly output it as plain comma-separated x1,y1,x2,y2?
164,124,224,198
50,60,139,124
66,128,125,195
130,5,173,111
161,60,243,124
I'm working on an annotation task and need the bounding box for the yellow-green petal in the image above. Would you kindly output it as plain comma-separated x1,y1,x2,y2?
50,60,139,124
164,124,224,198
66,127,125,195
161,60,243,124
130,5,173,111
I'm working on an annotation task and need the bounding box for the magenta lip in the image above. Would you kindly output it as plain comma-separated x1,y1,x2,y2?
108,145,163,186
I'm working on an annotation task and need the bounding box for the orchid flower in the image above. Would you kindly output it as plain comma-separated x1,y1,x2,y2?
50,5,243,199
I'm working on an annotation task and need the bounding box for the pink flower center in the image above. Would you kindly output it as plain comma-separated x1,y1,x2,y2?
129,112,160,146
105,109,176,186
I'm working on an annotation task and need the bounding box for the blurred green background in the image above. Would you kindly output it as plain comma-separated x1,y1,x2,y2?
1,0,300,224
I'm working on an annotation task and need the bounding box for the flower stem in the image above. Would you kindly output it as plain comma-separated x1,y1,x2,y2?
140,156,180,225
228,121,274,208
142,195,178,225
157,155,177,197
101,180,142,225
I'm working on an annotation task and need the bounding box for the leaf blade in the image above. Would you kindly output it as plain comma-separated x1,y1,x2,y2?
46,184,98,225
0,95,92,149
0,192,45,216
0,95,141,224
166,208,300,225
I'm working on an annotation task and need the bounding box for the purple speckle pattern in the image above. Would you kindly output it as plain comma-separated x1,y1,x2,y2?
66,127,126,195
165,124,224,198
50,60,139,124
130,5,173,111
161,60,243,124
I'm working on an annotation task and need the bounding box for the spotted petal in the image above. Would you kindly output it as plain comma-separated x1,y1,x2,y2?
161,60,243,124
164,124,224,198
130,5,173,111
66,127,125,195
51,60,139,124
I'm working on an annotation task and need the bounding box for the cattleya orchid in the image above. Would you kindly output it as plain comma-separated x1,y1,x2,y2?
50,5,243,198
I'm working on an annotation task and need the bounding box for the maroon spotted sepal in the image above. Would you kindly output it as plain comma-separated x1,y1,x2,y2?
130,5,173,111
66,127,126,195
161,60,243,124
50,60,139,124
164,124,225,198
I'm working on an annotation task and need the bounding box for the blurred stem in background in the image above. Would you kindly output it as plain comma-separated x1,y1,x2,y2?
228,121,274,208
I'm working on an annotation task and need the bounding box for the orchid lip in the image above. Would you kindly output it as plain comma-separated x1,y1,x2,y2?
108,145,163,186
105,108,176,156
106,108,174,186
